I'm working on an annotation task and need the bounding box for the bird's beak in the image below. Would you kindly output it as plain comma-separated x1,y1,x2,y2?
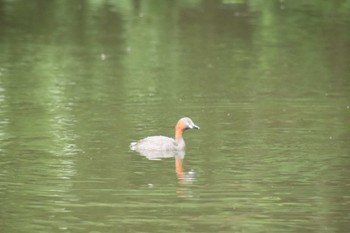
191,124,200,129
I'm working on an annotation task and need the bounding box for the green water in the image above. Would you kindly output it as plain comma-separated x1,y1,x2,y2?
1,1,350,232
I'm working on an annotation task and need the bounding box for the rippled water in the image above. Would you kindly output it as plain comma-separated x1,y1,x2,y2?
1,1,350,233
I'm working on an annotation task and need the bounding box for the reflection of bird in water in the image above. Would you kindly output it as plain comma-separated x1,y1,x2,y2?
130,117,199,152
134,148,185,161
175,155,196,183
175,154,197,198
134,149,196,198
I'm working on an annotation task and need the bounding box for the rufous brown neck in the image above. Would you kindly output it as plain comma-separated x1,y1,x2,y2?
175,128,184,140
175,121,186,139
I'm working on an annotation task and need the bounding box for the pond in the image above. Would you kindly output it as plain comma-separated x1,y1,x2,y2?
0,1,350,232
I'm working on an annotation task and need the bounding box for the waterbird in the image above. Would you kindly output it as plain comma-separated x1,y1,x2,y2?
130,117,199,153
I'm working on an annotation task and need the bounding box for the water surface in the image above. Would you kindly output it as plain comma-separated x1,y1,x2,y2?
0,1,350,232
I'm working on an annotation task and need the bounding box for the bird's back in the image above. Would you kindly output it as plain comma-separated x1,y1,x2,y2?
130,136,184,151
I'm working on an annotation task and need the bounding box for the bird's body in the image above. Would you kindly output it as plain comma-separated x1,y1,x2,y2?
130,117,199,154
